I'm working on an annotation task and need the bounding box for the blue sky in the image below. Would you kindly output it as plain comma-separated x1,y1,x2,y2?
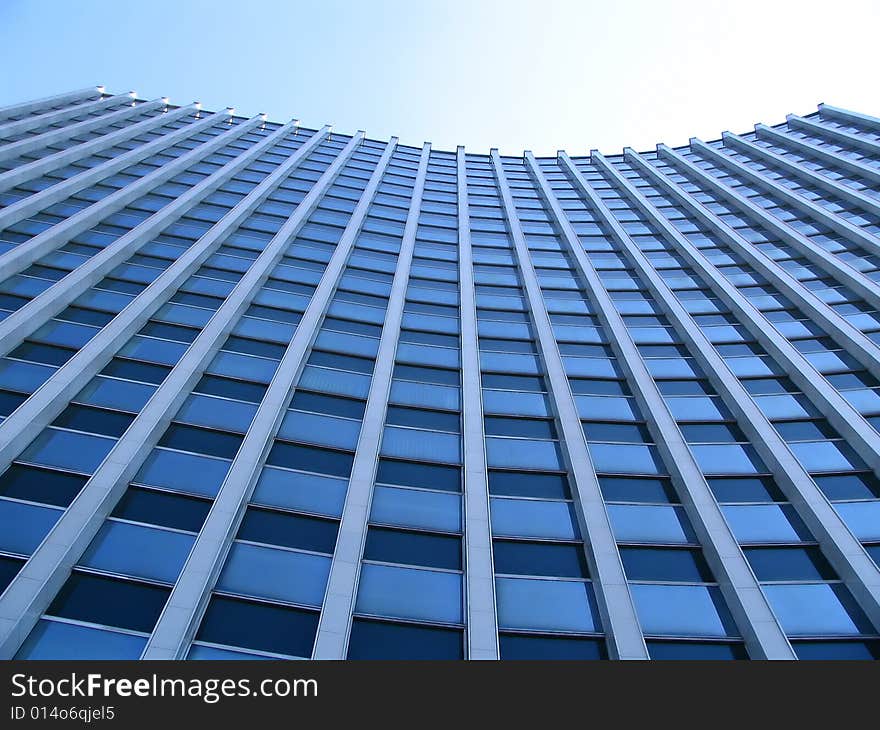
1,0,878,156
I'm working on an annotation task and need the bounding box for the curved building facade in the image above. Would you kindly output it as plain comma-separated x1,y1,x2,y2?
0,87,880,660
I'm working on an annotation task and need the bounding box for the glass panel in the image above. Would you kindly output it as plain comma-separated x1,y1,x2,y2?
490,497,578,540
381,427,461,463
587,443,663,475
135,448,231,498
80,521,195,584
486,437,562,470
16,620,146,660
278,411,361,450
355,563,462,624
196,596,317,658
252,466,348,518
20,428,115,473
607,505,692,544
495,577,599,633
721,504,808,543
834,501,880,542
630,584,737,637
0,499,61,554
370,486,461,533
763,584,870,636
217,543,331,607
347,619,463,660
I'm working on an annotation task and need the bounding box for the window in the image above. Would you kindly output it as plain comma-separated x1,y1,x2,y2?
484,416,555,439
493,540,588,578
793,641,880,660
364,527,461,570
708,476,785,503
583,422,651,443
0,554,24,594
16,620,147,660
356,563,462,624
266,442,354,478
111,487,211,532
237,507,338,554
101,358,170,385
158,424,243,459
46,572,170,633
386,406,459,432
80,521,194,584
599,476,675,503
20,428,115,474
51,404,134,437
646,641,747,660
620,548,713,582
217,542,330,607
375,458,460,492
196,596,318,658
499,633,606,660
291,391,366,420
194,374,267,403
0,464,87,507
348,619,463,660
744,547,836,581
495,577,599,633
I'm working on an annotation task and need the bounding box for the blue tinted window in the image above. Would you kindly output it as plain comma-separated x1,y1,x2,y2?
375,458,460,492
744,547,836,581
112,487,211,532
46,573,170,633
488,470,569,499
266,442,354,477
196,596,318,658
0,464,87,507
793,640,880,660
620,548,713,582
16,620,146,660
646,641,747,660
499,633,606,660
348,619,463,659
159,424,243,459
0,554,24,593
364,527,461,570
237,507,338,554
493,540,588,578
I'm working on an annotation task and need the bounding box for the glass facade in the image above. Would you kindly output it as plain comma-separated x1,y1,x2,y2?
0,88,880,660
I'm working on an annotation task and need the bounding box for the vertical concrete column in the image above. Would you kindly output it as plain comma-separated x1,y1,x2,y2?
313,143,431,659
457,146,500,660
490,149,648,660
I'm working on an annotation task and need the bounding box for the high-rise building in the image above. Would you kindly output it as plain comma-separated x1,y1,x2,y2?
0,87,880,660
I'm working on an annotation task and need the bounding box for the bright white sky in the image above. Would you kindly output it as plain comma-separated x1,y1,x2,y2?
1,0,878,155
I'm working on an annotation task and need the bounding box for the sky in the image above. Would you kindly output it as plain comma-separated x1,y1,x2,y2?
1,0,879,156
